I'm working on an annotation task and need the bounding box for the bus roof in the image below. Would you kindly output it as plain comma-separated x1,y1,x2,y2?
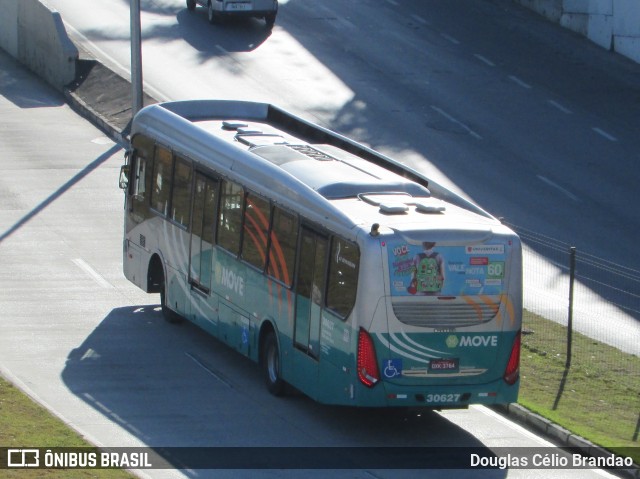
131,100,500,236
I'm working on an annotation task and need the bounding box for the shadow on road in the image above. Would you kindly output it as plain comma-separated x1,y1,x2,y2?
62,304,506,474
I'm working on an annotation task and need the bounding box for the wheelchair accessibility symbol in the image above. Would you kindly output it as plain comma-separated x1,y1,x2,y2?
383,359,402,378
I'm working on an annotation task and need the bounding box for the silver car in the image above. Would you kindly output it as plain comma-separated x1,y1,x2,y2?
187,0,278,27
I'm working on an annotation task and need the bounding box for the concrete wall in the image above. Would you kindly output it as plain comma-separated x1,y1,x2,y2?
0,0,78,90
515,0,640,63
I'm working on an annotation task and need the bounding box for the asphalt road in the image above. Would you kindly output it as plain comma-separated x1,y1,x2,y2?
0,49,626,478
46,0,640,352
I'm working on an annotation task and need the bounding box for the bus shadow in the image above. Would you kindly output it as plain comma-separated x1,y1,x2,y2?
61,304,507,476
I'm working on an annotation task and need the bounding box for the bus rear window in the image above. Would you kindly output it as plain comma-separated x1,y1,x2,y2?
326,238,359,319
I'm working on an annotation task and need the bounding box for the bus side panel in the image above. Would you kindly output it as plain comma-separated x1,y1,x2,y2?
315,311,354,405
162,224,190,317
123,239,145,291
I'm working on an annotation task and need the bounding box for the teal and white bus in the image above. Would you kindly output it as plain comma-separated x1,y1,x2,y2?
119,100,522,408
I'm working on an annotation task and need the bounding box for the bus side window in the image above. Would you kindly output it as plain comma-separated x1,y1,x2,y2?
242,193,271,270
130,153,149,221
326,237,360,319
267,207,298,287
151,145,174,217
217,180,244,255
129,134,154,220
171,157,192,228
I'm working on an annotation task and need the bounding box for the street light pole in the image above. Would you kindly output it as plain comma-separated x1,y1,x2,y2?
130,0,143,116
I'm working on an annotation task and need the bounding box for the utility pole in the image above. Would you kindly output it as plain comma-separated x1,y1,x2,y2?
130,0,143,116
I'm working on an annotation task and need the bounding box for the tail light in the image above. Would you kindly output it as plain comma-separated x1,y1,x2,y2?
503,330,521,385
357,328,380,387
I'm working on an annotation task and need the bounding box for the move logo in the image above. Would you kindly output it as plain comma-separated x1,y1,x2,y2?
446,334,498,348
220,266,245,296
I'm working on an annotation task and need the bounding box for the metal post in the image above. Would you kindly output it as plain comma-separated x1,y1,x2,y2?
566,246,576,369
130,0,143,116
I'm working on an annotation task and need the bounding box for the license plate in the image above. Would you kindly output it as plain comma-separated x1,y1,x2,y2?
227,2,251,11
429,358,459,373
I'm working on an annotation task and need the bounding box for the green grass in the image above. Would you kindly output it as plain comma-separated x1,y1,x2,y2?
0,377,133,478
520,309,640,463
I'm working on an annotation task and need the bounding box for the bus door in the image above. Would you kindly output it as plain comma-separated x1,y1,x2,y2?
188,172,219,329
292,226,327,396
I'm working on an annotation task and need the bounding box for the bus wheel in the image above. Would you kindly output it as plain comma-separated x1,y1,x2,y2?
262,331,285,396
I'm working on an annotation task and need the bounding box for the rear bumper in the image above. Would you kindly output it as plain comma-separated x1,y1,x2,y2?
357,377,520,408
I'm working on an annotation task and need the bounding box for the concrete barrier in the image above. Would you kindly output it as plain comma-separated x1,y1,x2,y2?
0,0,77,90
515,0,640,64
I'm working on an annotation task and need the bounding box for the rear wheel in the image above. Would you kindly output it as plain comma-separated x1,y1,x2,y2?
261,331,285,396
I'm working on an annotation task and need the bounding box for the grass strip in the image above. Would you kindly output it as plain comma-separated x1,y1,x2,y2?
0,376,133,478
520,309,640,463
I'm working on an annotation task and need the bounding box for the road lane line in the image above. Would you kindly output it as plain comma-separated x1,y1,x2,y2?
72,258,113,288
186,352,234,388
547,100,573,114
537,175,580,202
474,54,495,67
431,105,482,140
592,127,618,142
411,14,429,25
441,33,460,45
509,75,532,89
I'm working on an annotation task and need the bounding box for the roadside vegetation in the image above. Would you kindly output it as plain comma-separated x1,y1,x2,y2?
0,378,132,478
520,309,640,464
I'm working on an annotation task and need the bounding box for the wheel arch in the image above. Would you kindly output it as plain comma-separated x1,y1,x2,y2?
147,252,165,293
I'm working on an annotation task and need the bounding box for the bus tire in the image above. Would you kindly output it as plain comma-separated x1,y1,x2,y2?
262,331,285,396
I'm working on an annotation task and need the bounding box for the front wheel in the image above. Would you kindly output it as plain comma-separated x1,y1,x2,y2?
261,331,286,396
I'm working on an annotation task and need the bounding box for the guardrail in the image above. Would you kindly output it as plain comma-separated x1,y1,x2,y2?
0,0,78,90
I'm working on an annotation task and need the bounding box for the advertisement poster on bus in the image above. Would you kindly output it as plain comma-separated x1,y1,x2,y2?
387,241,507,297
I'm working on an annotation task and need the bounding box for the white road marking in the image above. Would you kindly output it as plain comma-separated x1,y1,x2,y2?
431,105,482,140
537,175,580,202
441,33,460,45
411,14,429,25
474,54,495,67
592,127,618,142
72,258,113,288
509,75,532,89
186,352,233,388
547,100,573,114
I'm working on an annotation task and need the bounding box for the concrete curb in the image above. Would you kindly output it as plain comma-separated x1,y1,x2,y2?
494,404,639,479
63,58,157,148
